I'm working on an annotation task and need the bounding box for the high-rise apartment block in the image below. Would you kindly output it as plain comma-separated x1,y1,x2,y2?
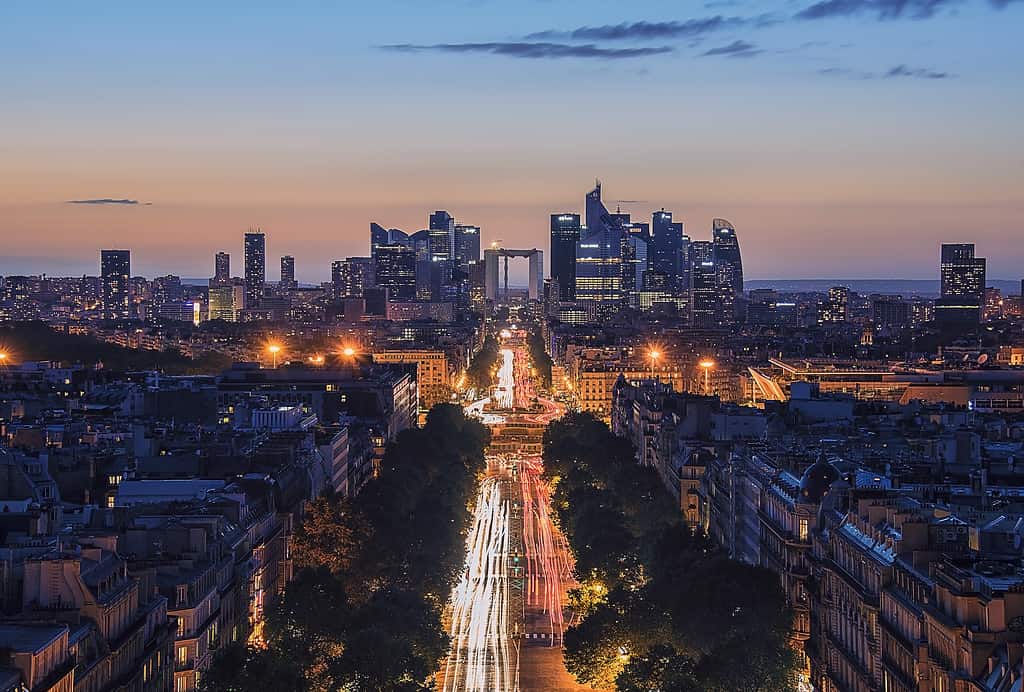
243,230,266,309
101,249,131,320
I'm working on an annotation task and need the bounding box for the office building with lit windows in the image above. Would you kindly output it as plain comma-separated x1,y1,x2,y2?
243,230,266,309
650,209,685,290
373,244,417,300
280,255,295,289
550,213,581,300
101,249,131,320
689,241,719,328
936,243,986,326
213,251,230,287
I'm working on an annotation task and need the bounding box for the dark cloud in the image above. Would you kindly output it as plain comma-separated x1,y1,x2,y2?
66,198,140,205
702,40,763,57
527,14,782,41
818,64,953,78
380,42,672,59
885,63,952,78
527,17,746,41
795,0,957,20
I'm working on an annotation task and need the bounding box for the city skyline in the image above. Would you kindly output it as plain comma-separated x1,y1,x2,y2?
2,189,1021,286
2,1,1022,280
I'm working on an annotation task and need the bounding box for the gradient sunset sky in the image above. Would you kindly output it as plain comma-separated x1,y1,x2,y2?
1,0,1021,282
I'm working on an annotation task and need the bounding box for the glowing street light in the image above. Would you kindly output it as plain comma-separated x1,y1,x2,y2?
648,348,662,379
341,346,356,358
699,359,715,395
267,344,281,368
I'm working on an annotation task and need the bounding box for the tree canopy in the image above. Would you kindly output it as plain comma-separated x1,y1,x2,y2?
203,404,489,691
546,412,799,691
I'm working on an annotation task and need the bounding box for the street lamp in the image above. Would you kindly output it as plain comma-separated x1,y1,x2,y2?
341,346,356,358
699,359,715,396
268,344,281,368
648,349,662,379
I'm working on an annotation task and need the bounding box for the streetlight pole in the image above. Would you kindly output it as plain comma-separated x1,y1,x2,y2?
648,349,661,381
699,359,715,396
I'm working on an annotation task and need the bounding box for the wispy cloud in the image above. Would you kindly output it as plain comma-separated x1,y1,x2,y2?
380,42,673,59
818,63,954,78
885,63,952,78
526,16,758,41
702,40,763,58
795,0,958,20
66,198,143,205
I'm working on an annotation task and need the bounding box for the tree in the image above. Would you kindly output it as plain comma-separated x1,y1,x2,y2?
545,411,800,691
466,336,500,390
200,642,306,692
292,496,368,575
205,404,490,690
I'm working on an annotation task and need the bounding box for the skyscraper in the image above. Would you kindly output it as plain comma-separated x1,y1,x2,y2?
575,183,640,311
550,213,581,301
620,232,648,308
712,218,743,293
650,210,684,290
373,244,417,299
410,229,434,300
428,211,455,265
937,243,986,325
100,249,131,320
585,181,612,237
818,286,849,324
689,241,719,328
244,229,266,309
712,218,743,325
454,224,481,269
370,223,410,257
213,251,230,287
576,222,624,308
332,257,374,299
280,255,295,289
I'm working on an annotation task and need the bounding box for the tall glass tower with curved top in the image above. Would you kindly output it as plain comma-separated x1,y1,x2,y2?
712,218,743,294
712,218,743,325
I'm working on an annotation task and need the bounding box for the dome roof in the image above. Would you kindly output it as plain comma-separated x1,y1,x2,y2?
799,454,839,504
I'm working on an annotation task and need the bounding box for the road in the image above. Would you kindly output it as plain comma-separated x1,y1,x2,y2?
443,336,599,692
441,464,518,692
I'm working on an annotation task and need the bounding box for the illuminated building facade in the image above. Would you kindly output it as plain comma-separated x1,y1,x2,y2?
100,249,131,320
213,251,230,286
936,243,985,325
549,213,580,300
243,230,265,309
279,255,295,289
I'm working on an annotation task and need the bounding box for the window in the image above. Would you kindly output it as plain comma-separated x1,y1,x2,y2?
177,646,189,667
799,518,809,542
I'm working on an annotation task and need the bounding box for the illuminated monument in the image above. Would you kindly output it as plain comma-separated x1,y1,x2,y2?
483,247,544,302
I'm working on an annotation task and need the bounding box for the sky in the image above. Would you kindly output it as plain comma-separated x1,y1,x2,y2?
1,0,1022,283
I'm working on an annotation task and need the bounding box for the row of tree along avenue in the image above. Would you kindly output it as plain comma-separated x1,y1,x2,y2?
527,328,553,389
544,412,799,692
202,404,490,692
465,334,500,391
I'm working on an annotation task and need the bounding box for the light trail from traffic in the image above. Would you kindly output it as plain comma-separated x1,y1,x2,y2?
495,348,515,409
519,455,576,644
442,470,518,692
443,334,589,691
